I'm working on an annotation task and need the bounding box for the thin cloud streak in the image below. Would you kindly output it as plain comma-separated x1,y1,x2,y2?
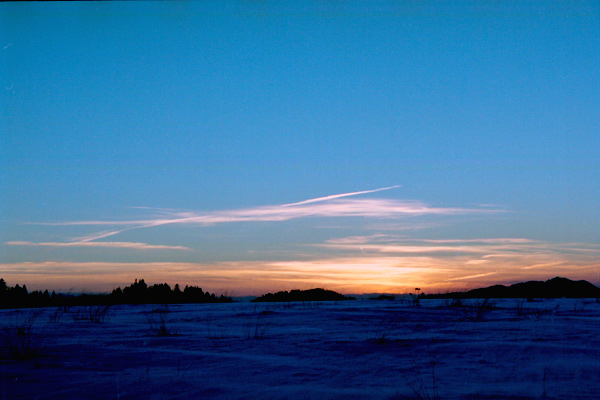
74,229,136,242
447,272,498,281
326,236,539,245
419,238,539,244
321,236,600,259
5,241,189,250
34,190,502,242
282,185,402,206
320,243,491,254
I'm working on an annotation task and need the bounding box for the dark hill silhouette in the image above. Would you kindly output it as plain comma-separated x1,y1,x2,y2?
252,288,355,303
426,277,600,299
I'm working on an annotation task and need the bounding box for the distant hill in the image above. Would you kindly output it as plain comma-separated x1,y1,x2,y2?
426,277,600,299
252,288,355,303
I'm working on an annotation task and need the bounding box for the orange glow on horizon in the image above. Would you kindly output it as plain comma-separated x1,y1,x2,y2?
2,247,599,296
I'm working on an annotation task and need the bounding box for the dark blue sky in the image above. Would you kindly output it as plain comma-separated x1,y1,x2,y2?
1,1,599,294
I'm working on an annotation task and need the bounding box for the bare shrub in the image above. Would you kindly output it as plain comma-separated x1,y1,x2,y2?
395,359,441,400
529,308,552,321
461,298,496,321
48,308,63,324
2,311,46,360
515,298,526,317
150,304,170,314
371,315,397,344
205,314,228,339
72,305,111,322
449,297,463,308
148,312,177,336
245,312,270,339
474,298,496,320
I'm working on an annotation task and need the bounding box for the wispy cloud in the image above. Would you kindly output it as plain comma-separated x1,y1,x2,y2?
446,272,498,281
323,244,489,254
325,234,399,245
37,187,502,242
319,236,600,284
365,221,444,232
5,241,189,250
322,236,542,255
418,238,539,244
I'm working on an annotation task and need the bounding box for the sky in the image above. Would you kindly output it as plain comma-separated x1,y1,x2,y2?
1,1,599,296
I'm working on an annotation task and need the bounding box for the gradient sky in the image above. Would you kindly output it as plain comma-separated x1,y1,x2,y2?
1,1,599,295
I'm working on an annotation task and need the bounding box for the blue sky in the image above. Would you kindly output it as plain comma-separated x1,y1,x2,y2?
1,1,599,295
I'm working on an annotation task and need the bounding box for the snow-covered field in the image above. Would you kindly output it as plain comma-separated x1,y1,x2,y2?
2,298,600,399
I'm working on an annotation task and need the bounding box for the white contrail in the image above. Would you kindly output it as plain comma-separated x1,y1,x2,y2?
282,185,401,207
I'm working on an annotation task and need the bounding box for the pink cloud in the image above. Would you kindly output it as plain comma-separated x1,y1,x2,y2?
34,188,503,242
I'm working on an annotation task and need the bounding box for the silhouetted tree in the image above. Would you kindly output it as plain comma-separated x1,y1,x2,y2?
148,283,172,304
122,279,149,303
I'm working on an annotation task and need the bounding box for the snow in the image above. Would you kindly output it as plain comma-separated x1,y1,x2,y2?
1,298,600,399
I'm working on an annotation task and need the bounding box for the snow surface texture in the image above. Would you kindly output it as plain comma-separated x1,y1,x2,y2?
1,298,599,399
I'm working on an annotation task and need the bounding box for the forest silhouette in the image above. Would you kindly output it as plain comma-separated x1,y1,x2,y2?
0,278,232,309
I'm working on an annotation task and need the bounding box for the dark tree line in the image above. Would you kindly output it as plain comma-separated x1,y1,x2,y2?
111,279,232,304
0,278,232,309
